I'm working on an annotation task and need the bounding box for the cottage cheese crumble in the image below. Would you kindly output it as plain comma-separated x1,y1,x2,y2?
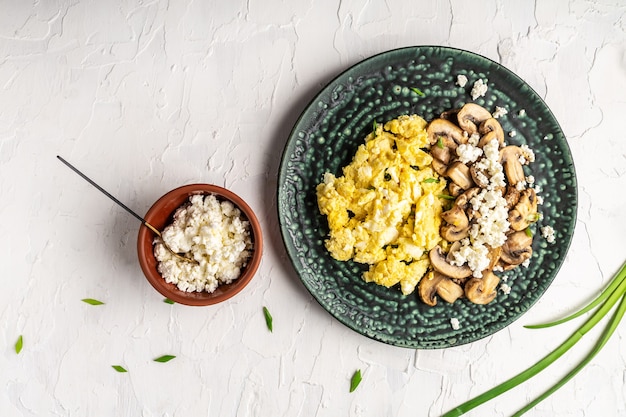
471,79,488,100
450,317,461,330
541,225,556,243
450,139,510,278
456,74,468,87
154,194,253,293
492,106,508,119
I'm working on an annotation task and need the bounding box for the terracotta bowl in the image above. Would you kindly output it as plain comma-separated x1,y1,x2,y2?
137,184,263,306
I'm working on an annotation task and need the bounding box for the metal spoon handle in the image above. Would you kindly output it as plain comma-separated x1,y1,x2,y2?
56,155,153,231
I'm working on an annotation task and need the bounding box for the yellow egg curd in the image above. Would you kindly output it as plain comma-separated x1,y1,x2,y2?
316,115,447,295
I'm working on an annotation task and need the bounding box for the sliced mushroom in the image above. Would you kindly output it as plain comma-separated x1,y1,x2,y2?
500,230,533,266
440,205,470,241
448,182,464,197
436,277,465,303
465,270,500,305
503,185,521,209
479,117,504,139
432,158,448,176
418,270,444,306
426,119,466,146
478,118,504,147
500,146,525,185
457,103,492,135
440,108,460,122
508,188,538,231
430,136,458,165
455,187,480,208
470,163,490,188
441,205,470,229
429,246,472,279
447,241,462,263
486,246,502,270
478,130,504,149
441,224,469,242
446,161,475,190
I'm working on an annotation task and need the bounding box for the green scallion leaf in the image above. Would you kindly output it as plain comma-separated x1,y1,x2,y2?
263,306,273,332
442,260,626,417
525,227,533,237
423,178,439,183
350,369,362,392
410,87,425,97
163,298,175,304
15,335,23,354
513,293,626,416
410,165,420,171
154,355,176,363
82,298,104,305
526,261,626,329
437,136,445,149
112,365,128,373
372,120,378,131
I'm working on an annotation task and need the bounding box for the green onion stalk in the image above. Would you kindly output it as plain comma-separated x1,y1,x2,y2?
442,260,626,417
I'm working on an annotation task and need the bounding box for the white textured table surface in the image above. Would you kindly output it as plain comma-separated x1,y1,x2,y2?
2,1,626,416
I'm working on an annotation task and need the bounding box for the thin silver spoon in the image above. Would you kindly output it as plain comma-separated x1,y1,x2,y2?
57,155,196,264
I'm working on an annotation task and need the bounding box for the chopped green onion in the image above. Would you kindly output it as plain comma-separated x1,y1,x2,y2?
82,298,104,305
410,87,425,97
525,227,533,237
367,185,376,190
15,335,23,354
442,260,626,417
526,213,541,222
437,194,456,200
112,365,128,373
350,369,362,392
372,120,378,131
263,306,273,332
423,178,439,183
384,172,392,181
163,298,175,304
437,137,445,149
154,355,176,363
410,165,420,171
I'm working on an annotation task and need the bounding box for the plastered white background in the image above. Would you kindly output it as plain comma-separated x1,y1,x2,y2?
1,1,625,416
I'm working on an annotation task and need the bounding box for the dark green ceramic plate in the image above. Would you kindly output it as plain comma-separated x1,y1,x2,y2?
277,46,577,349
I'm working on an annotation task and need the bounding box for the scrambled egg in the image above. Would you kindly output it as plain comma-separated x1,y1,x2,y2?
316,115,447,295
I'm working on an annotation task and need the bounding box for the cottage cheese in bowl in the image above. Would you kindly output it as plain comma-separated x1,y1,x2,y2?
154,193,253,293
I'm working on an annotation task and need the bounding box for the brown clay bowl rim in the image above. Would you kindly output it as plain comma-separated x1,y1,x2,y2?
137,184,263,306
